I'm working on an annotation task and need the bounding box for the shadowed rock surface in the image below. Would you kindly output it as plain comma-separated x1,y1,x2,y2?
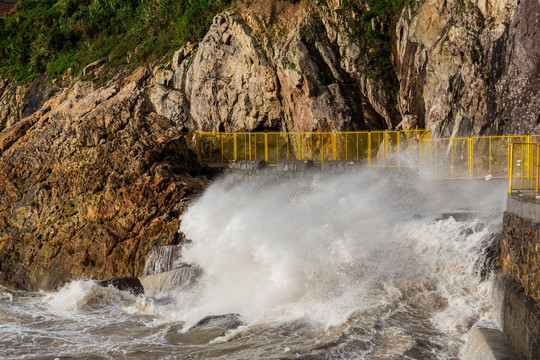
96,276,144,296
0,74,208,291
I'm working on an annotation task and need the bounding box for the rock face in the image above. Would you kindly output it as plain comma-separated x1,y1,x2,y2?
0,75,59,133
148,0,538,136
0,0,538,290
150,2,394,133
0,72,207,291
396,0,540,136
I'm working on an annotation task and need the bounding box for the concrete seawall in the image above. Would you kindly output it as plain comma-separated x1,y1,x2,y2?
487,195,540,360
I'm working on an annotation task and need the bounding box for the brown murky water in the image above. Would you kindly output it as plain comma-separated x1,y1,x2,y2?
0,170,505,359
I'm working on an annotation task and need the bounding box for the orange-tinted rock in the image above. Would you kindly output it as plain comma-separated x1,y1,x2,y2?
0,75,208,291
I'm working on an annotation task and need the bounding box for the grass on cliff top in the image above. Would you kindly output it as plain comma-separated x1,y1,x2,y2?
0,0,232,83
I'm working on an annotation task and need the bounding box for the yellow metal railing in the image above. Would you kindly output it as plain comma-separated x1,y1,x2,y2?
191,130,431,166
419,135,531,180
187,132,540,186
509,143,540,196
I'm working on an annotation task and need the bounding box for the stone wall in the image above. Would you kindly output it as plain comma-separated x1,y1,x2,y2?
492,272,540,360
498,199,540,360
501,211,540,303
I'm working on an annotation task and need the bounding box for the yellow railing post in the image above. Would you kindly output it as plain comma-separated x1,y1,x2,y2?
451,139,454,178
209,133,213,163
382,132,386,168
220,134,224,164
311,135,314,160
333,133,337,161
296,133,300,160
368,132,372,167
248,133,252,160
276,134,279,162
233,133,237,161
264,133,268,163
469,138,473,180
534,144,540,197
397,131,401,168
508,144,514,194
506,140,510,180
356,133,359,161
320,133,323,162
488,137,492,176
345,133,348,160
286,134,290,160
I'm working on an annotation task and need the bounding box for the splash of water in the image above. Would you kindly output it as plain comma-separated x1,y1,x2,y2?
176,168,505,333
1,167,508,359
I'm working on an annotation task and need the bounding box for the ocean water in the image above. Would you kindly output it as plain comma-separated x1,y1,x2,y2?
0,168,506,359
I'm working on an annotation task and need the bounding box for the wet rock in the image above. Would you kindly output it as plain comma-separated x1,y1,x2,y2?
96,277,144,296
276,160,316,172
228,160,267,172
475,232,502,281
140,265,202,297
143,245,183,276
165,314,243,345
0,71,208,291
320,161,363,172
436,211,474,222
191,314,243,330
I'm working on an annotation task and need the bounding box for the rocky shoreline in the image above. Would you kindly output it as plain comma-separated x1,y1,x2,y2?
0,0,538,290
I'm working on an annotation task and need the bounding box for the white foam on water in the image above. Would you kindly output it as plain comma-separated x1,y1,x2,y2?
43,280,151,315
0,166,509,359
176,167,506,338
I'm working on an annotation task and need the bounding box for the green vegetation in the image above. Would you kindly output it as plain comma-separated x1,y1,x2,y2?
329,0,414,102
0,0,232,83
342,0,412,78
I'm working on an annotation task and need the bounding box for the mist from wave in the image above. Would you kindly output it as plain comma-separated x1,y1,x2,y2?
0,167,507,359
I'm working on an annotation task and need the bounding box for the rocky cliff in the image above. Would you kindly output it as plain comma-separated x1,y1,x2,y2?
148,0,538,136
0,70,207,290
0,0,538,290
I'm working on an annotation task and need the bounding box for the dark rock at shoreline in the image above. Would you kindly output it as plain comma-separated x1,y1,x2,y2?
96,277,144,296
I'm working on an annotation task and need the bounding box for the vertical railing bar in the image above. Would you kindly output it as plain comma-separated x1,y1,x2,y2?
286,134,289,160
469,138,472,180
264,133,268,164
397,131,401,168
345,133,348,160
368,132,372,167
509,143,514,194
356,133,360,161
382,133,386,168
333,133,337,161
311,134,314,160
298,133,302,160
451,139,454,178
209,133,213,164
533,144,540,198
520,144,524,190
435,140,438,178
221,134,224,164
489,137,492,176
233,133,237,161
